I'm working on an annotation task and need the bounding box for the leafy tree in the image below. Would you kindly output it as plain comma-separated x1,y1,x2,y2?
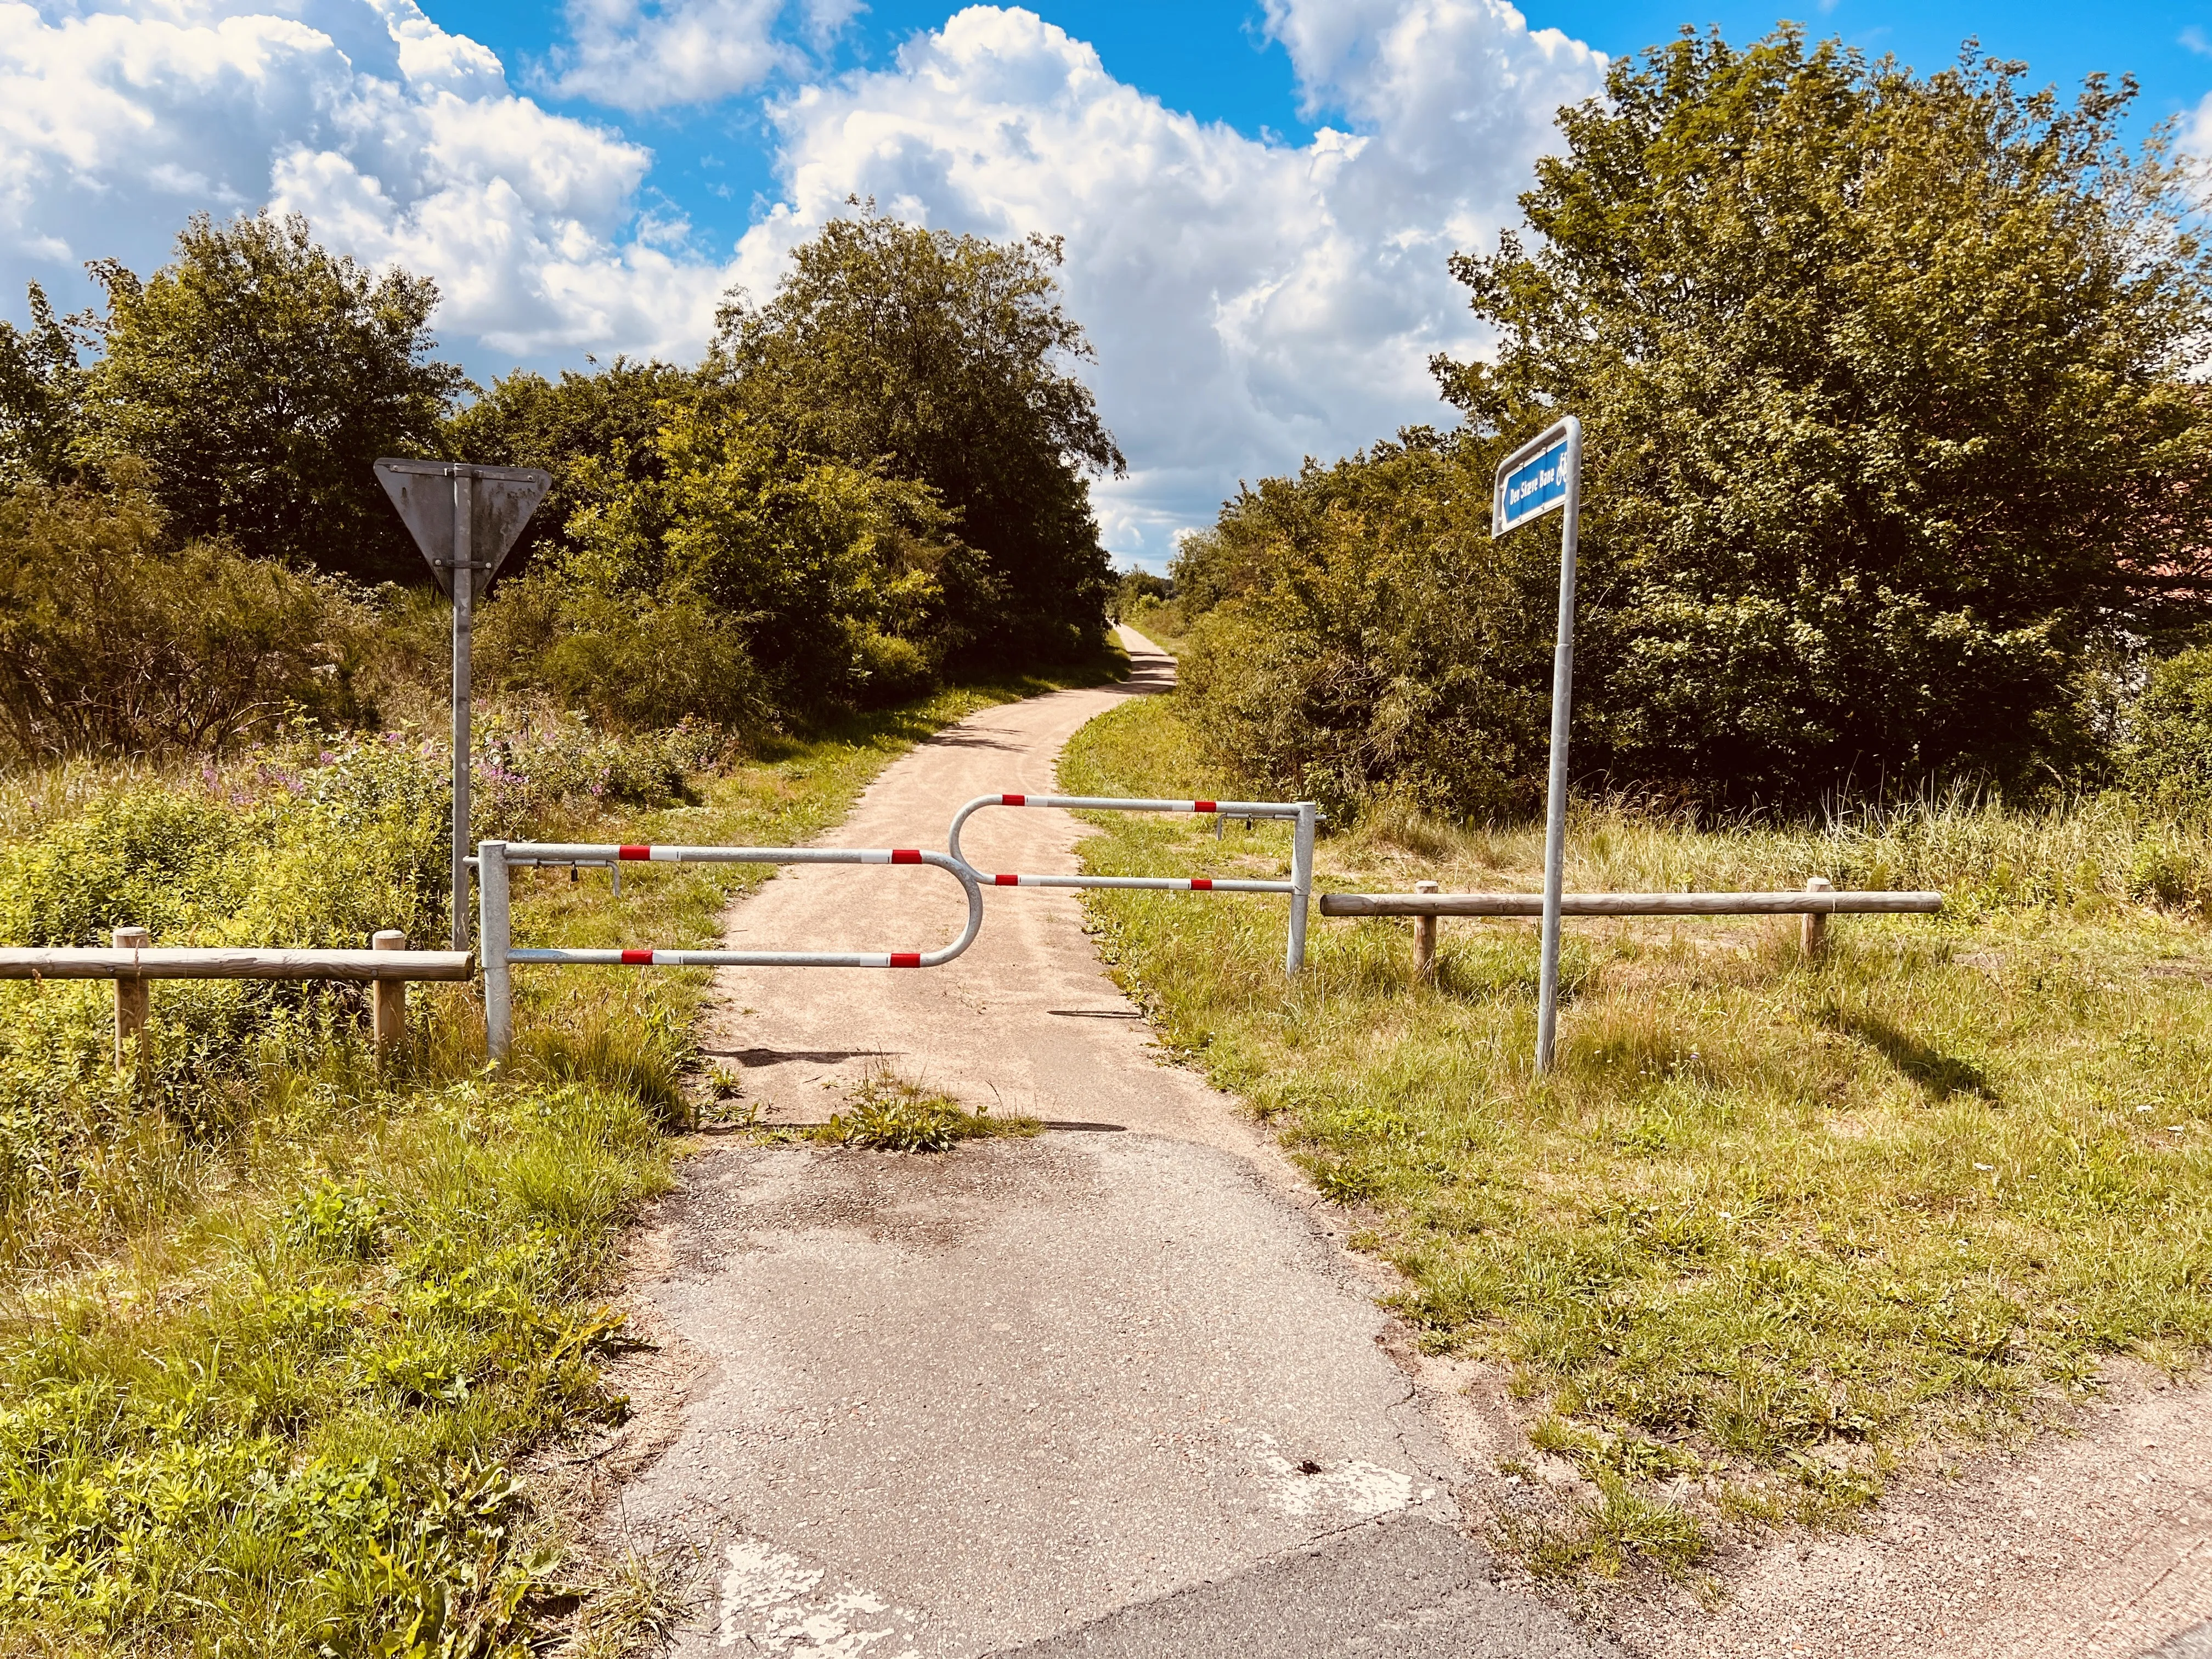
83,212,469,585
483,403,1000,726
1430,30,2212,807
710,210,1123,665
1173,431,1557,819
444,357,699,578
0,285,90,487
1109,566,1171,622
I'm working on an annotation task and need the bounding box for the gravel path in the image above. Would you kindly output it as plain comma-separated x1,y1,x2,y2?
594,635,1611,1657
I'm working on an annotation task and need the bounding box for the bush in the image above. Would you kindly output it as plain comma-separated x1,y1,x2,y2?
0,477,372,760
1174,433,1556,822
2126,646,2212,813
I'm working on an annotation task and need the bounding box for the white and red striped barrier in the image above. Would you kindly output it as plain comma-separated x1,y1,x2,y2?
475,794,1316,1057
475,840,982,1058
946,793,1317,973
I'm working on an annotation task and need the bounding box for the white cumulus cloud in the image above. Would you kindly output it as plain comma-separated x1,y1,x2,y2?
542,0,792,111
738,2,1605,559
0,0,727,362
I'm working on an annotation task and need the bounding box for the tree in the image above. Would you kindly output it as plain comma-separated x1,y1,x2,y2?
710,210,1124,665
0,285,90,488
1172,432,1557,820
481,402,1001,727
444,357,700,579
1434,30,2212,807
0,472,371,758
84,213,469,585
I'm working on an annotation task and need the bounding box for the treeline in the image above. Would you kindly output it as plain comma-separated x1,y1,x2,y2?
0,210,1120,758
1170,31,2212,818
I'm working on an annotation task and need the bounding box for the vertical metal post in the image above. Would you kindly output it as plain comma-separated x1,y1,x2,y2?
479,840,512,1060
1286,802,1316,973
450,469,474,952
112,925,150,1070
371,930,408,1053
1534,417,1583,1074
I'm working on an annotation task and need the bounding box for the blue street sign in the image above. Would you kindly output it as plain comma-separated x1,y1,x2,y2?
1496,439,1571,534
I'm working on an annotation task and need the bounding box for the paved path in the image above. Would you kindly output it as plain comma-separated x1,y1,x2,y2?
600,634,1611,1657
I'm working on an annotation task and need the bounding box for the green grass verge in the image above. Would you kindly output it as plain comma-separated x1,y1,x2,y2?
0,661,1116,1657
1060,693,2212,1581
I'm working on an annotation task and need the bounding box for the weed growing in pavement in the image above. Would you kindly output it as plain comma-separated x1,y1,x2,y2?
814,1071,1040,1152
1060,693,2212,1582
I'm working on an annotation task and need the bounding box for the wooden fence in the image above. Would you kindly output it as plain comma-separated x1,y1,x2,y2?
0,929,474,1063
1319,877,1944,979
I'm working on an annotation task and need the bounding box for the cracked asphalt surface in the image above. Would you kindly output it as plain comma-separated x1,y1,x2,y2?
599,635,1612,1657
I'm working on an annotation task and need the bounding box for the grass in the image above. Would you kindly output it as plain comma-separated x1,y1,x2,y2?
1119,599,1190,656
0,654,1119,1656
806,1071,1041,1152
1060,693,2212,1582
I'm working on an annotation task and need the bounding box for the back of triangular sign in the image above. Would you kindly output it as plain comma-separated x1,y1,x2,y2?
374,460,552,601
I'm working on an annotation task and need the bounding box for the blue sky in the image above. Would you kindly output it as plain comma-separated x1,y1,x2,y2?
5,0,2210,564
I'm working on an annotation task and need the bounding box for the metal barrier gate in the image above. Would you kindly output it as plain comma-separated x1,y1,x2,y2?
946,794,1317,973
474,795,1315,1057
476,839,982,1059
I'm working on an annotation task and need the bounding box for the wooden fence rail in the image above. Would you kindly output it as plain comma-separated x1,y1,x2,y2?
1320,878,1943,968
0,929,473,1064
1317,889,1944,918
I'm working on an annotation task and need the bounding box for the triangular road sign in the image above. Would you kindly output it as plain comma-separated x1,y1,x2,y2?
375,459,551,601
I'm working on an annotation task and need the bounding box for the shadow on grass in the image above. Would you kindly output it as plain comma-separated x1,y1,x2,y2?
1822,1007,1993,1099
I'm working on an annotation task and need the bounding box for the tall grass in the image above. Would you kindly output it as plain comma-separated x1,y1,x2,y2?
1064,695,2212,1584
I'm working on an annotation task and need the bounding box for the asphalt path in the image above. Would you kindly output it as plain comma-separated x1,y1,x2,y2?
601,633,1614,1657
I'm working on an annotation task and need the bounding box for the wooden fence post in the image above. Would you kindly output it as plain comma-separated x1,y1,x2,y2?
112,926,149,1069
1414,881,1440,983
1802,876,1834,961
371,930,408,1053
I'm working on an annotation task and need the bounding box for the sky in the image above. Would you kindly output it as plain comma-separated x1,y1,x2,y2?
6,0,2212,568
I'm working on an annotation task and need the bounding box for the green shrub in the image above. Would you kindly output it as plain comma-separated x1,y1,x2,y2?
2126,646,2212,812
0,477,373,760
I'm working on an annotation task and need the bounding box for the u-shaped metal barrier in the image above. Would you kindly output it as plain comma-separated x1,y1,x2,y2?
475,794,1316,1057
946,794,1317,974
476,839,983,1059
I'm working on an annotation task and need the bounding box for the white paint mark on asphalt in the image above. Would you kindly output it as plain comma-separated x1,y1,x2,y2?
1273,1458,1417,1518
722,1538,823,1623
718,1537,916,1655
1238,1431,1418,1519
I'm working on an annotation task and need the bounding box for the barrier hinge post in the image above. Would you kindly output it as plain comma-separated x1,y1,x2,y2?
480,840,512,1061
1286,802,1316,973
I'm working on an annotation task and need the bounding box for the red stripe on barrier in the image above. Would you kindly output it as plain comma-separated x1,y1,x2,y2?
891,848,922,864
618,845,650,860
1001,793,1026,806
995,873,1019,886
619,949,654,964
1190,878,1214,890
1194,800,1217,812
890,952,921,968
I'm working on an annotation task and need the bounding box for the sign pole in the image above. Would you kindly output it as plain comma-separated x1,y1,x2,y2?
1491,414,1584,1075
375,456,549,960
1533,417,1582,1074
450,468,475,953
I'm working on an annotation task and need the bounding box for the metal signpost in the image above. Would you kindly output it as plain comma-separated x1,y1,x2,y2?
374,460,550,949
1492,416,1583,1073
